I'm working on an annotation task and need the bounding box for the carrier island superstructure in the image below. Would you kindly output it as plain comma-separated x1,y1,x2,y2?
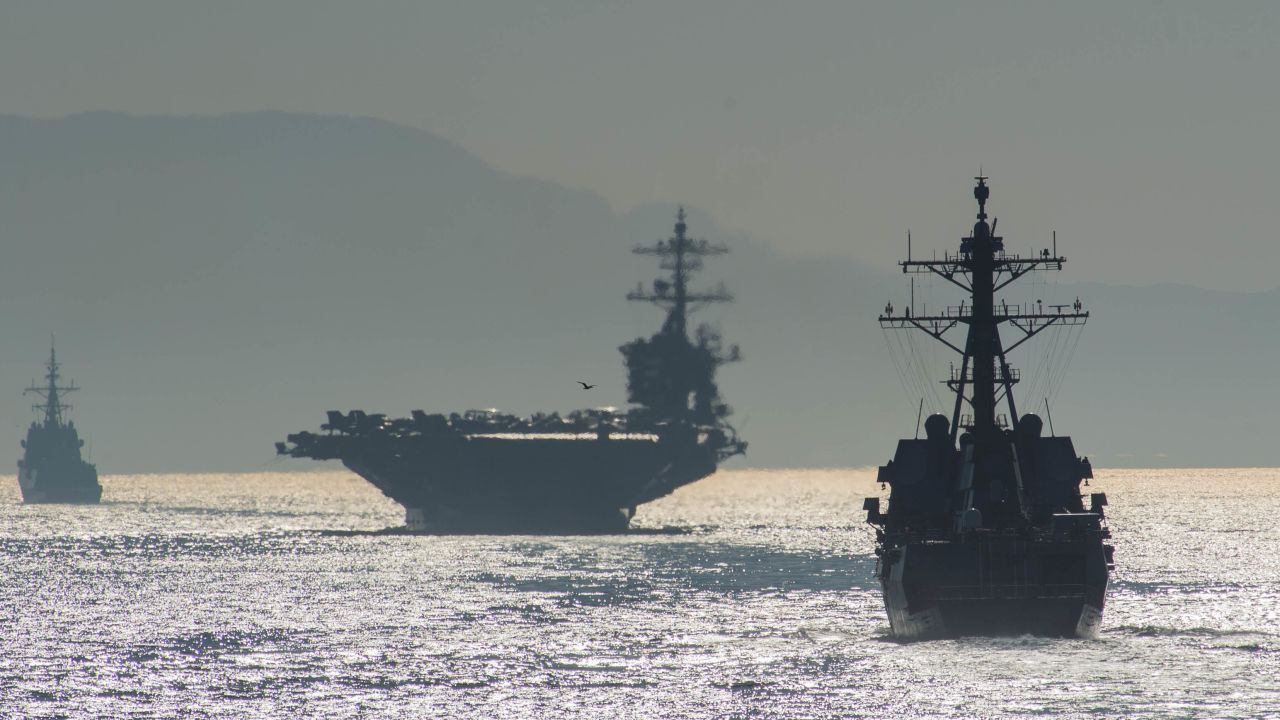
865,177,1114,638
278,210,745,532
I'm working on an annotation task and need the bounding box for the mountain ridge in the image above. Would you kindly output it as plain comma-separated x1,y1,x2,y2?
0,111,1272,471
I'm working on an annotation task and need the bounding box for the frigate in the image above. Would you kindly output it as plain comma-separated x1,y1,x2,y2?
17,343,101,503
278,209,745,532
865,177,1114,638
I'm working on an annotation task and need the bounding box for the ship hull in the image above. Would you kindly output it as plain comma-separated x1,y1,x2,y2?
337,435,720,533
17,464,102,504
878,535,1109,640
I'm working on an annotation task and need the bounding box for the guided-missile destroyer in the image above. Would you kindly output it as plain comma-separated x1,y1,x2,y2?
17,343,101,504
865,177,1114,638
278,209,745,532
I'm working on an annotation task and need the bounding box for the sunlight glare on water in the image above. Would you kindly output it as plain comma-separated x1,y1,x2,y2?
0,468,1277,718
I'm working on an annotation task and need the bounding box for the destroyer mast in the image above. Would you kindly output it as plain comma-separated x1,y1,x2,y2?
866,177,1113,638
27,343,76,428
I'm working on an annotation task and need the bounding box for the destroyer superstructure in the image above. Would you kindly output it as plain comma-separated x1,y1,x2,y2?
278,209,745,532
17,343,101,504
865,177,1113,638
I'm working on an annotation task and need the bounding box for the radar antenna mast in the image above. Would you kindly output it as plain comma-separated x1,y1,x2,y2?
25,339,78,428
878,177,1088,444
627,207,734,339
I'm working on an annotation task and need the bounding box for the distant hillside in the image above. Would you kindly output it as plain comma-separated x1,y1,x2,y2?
0,112,1272,471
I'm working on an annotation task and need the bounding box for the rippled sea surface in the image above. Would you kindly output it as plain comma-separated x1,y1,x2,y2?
1,468,1277,719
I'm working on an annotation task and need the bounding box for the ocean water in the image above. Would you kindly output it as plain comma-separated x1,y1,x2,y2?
0,468,1277,719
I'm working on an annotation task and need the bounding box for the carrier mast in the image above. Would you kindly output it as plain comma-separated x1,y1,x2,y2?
627,207,734,338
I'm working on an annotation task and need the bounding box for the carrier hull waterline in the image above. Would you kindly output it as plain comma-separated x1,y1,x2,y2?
279,209,744,532
336,432,721,533
866,177,1114,639
17,343,101,504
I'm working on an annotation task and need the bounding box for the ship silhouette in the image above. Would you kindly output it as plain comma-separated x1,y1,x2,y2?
865,177,1114,638
17,342,101,503
278,209,745,532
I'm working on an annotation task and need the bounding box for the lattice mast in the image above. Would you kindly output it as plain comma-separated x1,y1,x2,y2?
627,207,734,338
25,340,78,428
879,177,1087,443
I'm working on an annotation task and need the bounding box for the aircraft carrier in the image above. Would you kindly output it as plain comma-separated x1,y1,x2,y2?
278,209,745,532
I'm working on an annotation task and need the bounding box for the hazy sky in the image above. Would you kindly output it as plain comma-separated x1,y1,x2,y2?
2,1,1278,290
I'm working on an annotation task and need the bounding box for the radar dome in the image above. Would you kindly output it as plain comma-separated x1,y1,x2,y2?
1018,414,1044,437
924,413,950,441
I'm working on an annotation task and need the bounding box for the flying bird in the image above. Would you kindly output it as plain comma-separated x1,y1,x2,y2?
577,381,597,390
